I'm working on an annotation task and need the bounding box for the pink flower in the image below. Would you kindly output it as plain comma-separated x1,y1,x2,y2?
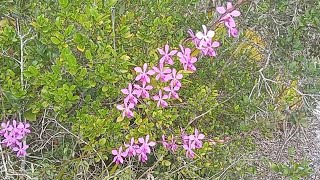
17,122,31,136
153,64,171,82
153,90,169,108
133,82,153,99
12,142,29,157
164,84,180,99
0,121,13,135
136,135,156,162
134,63,155,83
162,135,178,152
188,29,200,47
200,40,220,57
124,138,139,157
189,129,205,149
216,2,241,21
177,45,198,72
225,20,239,37
166,68,183,88
111,146,127,164
183,140,196,159
116,103,134,118
158,44,177,65
121,83,139,105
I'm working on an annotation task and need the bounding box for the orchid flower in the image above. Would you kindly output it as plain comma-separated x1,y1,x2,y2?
183,140,196,159
153,90,169,108
200,40,220,57
133,82,153,99
189,128,205,149
195,25,215,45
166,68,183,88
134,63,155,83
158,44,177,65
164,83,180,99
177,45,198,72
124,138,139,157
116,103,134,118
0,121,13,135
111,146,128,164
153,64,171,82
17,122,31,136
216,2,241,22
137,135,156,155
12,142,29,157
162,135,178,152
121,83,138,105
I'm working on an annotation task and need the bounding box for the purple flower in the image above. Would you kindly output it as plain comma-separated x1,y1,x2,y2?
133,82,153,99
136,135,156,162
121,83,139,105
163,84,180,99
153,63,171,82
200,40,220,57
111,146,127,164
225,20,239,37
216,2,241,22
17,122,31,136
153,90,169,108
177,45,198,72
183,140,196,159
116,102,134,118
162,135,178,152
158,44,177,65
189,129,205,149
134,63,155,84
166,68,183,88
12,142,29,157
0,121,13,135
124,138,139,157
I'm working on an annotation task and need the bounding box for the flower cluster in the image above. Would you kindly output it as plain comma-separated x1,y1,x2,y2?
112,135,156,164
113,1,241,164
0,120,30,157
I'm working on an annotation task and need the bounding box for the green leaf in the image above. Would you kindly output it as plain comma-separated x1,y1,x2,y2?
24,110,37,121
58,0,69,8
51,37,61,45
99,138,106,146
102,85,108,92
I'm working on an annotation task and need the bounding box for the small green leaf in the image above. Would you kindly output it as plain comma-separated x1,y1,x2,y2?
24,110,37,121
59,0,69,8
51,37,60,45
102,85,108,92
99,138,106,146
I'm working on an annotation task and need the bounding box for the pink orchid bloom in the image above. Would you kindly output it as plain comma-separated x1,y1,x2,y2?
134,63,155,83
153,64,171,82
225,20,239,37
195,25,215,45
137,135,156,154
189,128,205,149
164,84,180,99
137,151,148,162
200,40,220,57
167,68,183,88
12,142,29,157
183,140,196,159
121,83,139,105
153,90,169,108
177,45,198,72
124,138,139,157
162,135,178,152
188,29,200,47
17,122,31,136
116,103,134,118
133,82,153,99
158,44,177,65
0,121,13,135
111,146,128,164
216,2,241,22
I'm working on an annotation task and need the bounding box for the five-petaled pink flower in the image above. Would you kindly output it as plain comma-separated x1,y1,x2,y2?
153,64,171,82
216,2,241,24
158,44,178,65
200,40,220,57
136,135,156,162
134,82,153,99
167,68,183,88
0,121,13,135
17,122,31,136
183,139,196,159
164,84,180,99
189,128,205,149
162,135,178,152
116,103,134,118
112,146,128,164
134,63,155,84
153,90,169,108
121,83,139,105
124,138,139,157
177,45,198,72
12,142,29,157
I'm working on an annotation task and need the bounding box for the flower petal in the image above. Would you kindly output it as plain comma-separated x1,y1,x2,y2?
216,6,226,14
